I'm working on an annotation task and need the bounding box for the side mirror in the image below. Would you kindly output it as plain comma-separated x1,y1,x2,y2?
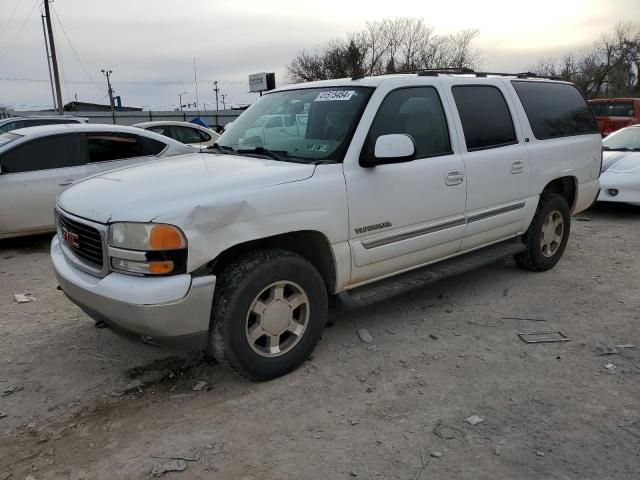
360,134,415,167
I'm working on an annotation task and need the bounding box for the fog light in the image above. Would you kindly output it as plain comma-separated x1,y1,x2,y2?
608,189,619,197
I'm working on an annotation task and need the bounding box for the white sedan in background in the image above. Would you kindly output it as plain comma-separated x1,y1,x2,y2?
598,125,640,206
134,121,220,149
0,123,192,239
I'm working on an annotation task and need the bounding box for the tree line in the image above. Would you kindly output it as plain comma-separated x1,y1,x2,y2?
287,18,639,99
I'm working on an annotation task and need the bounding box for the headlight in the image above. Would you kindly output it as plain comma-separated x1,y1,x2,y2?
108,223,187,276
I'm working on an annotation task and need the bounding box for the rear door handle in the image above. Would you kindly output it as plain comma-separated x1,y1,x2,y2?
511,160,525,174
445,169,464,186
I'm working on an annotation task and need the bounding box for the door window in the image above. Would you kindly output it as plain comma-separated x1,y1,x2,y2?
86,133,165,162
0,134,85,173
171,126,207,144
452,85,518,151
363,87,452,159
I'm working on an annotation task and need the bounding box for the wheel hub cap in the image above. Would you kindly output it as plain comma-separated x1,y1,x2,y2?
245,281,310,357
540,210,564,258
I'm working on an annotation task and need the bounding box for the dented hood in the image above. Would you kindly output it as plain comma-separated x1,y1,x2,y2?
57,153,315,223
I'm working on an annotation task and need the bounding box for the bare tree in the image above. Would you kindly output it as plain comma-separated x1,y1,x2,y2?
287,18,480,82
531,23,640,98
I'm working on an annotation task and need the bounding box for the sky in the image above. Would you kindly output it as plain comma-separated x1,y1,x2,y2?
0,0,638,111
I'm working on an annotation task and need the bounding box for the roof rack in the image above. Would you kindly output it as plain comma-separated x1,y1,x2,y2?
416,68,544,79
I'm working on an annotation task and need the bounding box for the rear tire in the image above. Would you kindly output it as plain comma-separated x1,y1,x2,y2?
209,249,328,381
515,193,571,271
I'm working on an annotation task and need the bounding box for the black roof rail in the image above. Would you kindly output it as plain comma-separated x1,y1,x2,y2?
411,69,561,81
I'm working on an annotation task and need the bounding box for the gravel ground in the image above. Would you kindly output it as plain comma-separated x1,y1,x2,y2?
0,203,639,480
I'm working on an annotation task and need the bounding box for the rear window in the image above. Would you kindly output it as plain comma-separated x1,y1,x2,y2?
590,102,635,117
512,81,599,140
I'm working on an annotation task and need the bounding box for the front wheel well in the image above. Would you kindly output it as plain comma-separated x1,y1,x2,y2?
208,231,337,293
541,177,577,211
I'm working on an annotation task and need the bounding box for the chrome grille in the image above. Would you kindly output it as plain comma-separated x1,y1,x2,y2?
58,214,104,268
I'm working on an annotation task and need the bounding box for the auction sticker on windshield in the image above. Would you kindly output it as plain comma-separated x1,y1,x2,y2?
315,90,356,102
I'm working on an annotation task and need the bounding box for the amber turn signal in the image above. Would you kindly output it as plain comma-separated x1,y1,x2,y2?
149,225,186,250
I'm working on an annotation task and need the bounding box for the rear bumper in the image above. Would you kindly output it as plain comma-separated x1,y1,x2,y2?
51,236,215,350
597,172,640,206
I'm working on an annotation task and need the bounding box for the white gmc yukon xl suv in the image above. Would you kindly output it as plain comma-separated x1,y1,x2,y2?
52,72,601,380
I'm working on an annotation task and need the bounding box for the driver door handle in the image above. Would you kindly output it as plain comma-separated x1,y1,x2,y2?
511,160,525,174
445,169,464,186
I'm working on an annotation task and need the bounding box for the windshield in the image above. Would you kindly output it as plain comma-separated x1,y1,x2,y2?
590,102,635,117
216,87,374,162
603,127,640,151
0,132,21,148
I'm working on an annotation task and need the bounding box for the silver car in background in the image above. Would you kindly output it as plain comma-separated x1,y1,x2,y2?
0,123,192,239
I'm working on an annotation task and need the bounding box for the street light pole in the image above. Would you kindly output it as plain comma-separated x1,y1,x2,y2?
101,69,115,111
213,81,220,111
178,91,187,111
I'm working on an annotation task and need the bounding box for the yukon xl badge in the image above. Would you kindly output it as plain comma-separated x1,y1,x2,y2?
354,221,392,235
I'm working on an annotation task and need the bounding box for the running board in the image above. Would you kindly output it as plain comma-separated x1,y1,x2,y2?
336,238,526,310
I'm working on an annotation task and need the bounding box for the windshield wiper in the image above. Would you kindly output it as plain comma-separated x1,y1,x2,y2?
207,143,235,153
236,147,307,163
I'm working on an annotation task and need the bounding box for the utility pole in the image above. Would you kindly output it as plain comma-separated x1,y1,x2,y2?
43,0,63,115
101,69,115,111
221,94,227,110
178,91,187,111
40,13,56,111
213,81,220,111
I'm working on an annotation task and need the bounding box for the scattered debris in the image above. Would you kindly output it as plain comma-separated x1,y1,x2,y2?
349,419,360,426
13,293,34,303
357,329,373,344
433,421,463,440
170,393,196,400
604,363,616,372
430,451,443,459
152,448,201,462
413,450,431,480
385,328,397,335
502,317,547,322
429,334,438,340
521,347,536,359
111,379,142,397
465,414,485,426
2,385,23,397
192,381,208,392
0,412,6,419
597,344,636,356
349,471,359,477
151,460,187,476
517,331,570,344
468,319,504,327
536,451,545,457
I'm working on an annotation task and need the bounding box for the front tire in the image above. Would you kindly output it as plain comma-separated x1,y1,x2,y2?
209,249,328,381
515,193,571,271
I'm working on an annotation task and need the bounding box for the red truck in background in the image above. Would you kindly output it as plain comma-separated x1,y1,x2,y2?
588,98,640,137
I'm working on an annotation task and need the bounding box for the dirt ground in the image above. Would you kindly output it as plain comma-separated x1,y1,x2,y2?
1,203,639,480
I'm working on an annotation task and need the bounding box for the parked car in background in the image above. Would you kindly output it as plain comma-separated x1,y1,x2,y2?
598,124,640,205
52,73,601,381
134,121,220,149
0,124,192,239
588,98,640,137
0,115,87,133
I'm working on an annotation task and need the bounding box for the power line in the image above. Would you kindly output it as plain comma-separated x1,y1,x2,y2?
0,0,22,45
0,76,249,86
51,3,102,93
0,0,41,64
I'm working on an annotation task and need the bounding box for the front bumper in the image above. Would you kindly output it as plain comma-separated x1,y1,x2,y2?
597,172,640,206
51,236,216,350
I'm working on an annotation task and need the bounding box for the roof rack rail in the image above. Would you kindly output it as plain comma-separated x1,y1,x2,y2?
416,69,545,79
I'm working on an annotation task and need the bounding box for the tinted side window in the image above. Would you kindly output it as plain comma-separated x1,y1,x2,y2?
196,129,211,142
0,122,17,133
452,85,517,151
171,126,205,144
512,81,599,140
140,136,166,155
87,134,147,162
364,87,452,159
0,134,85,173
